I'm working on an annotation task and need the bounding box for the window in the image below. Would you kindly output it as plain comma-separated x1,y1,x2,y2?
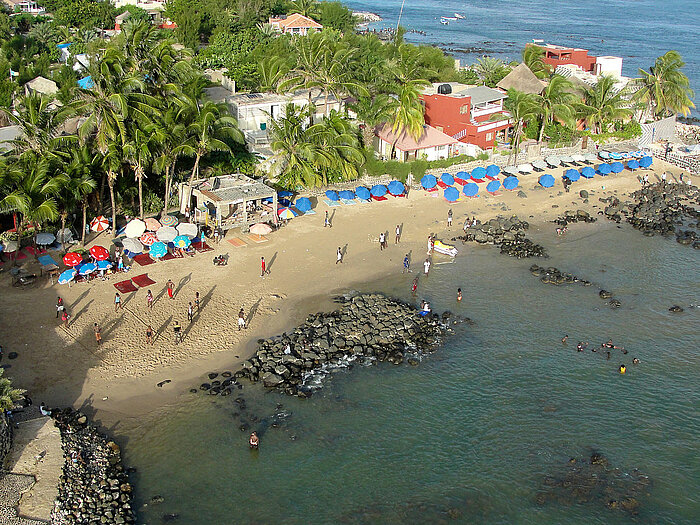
460,105,469,114
486,133,493,141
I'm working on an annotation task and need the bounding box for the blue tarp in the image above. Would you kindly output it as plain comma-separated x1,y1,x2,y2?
463,182,479,197
355,187,371,200
610,161,624,173
627,159,640,170
370,184,387,197
387,180,405,195
440,173,454,186
325,190,339,201
338,190,356,200
77,76,94,89
565,168,580,181
503,176,519,190
639,156,653,168
295,197,312,211
597,163,612,175
486,164,500,177
580,166,596,178
420,174,437,189
539,174,555,188
278,190,293,197
443,187,460,202
486,180,501,193
472,166,487,179
56,43,71,49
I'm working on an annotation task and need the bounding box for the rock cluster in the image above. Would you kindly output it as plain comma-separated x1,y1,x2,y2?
456,215,547,258
602,183,700,248
50,408,135,525
553,209,596,227
235,294,449,397
529,265,591,286
536,452,651,516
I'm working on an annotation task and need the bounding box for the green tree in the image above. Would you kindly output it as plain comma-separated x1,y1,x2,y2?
164,0,209,49
289,0,320,19
318,1,356,32
474,56,511,87
348,93,391,149
153,103,187,214
578,75,633,134
634,50,695,118
58,145,98,247
533,74,576,142
0,369,25,411
500,88,537,165
522,45,551,79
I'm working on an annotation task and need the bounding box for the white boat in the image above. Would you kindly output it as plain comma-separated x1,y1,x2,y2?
440,19,449,25
443,16,458,21
433,240,458,257
454,13,465,19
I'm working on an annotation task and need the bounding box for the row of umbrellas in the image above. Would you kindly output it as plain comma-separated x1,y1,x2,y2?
325,181,405,202
599,150,647,160
442,176,520,201
123,216,183,240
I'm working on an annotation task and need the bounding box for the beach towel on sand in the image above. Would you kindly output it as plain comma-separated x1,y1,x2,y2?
132,273,156,287
193,241,213,253
133,253,156,266
114,280,138,293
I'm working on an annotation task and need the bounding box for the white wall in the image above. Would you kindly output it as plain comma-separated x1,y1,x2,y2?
596,56,623,78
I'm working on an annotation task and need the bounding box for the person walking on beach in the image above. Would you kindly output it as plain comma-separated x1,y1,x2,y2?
146,324,154,345
114,292,122,312
238,307,246,330
61,309,70,328
447,209,453,227
167,279,174,300
403,254,410,273
146,290,154,310
411,276,418,295
423,258,431,276
261,256,266,277
173,320,182,344
93,323,102,346
336,247,343,264
195,291,200,313
395,225,401,244
379,232,386,250
187,302,194,322
56,296,64,318
213,228,220,245
324,211,331,228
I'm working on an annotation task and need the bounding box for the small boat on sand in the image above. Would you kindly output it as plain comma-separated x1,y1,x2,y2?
433,240,458,257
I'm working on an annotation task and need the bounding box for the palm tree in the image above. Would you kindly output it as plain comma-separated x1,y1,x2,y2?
280,31,328,122
634,50,695,118
533,75,576,142
153,104,187,215
258,56,289,93
474,57,509,87
578,75,633,134
522,45,551,79
124,122,164,219
501,88,538,165
348,93,392,149
59,146,98,247
289,0,320,19
0,369,25,411
28,21,56,45
386,81,426,159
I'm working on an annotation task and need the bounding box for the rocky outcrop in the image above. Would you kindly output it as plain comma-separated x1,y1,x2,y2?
456,215,547,258
50,409,135,525
529,265,591,286
235,294,451,397
553,209,597,227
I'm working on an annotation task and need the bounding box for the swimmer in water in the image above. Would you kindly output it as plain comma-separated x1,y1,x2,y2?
576,342,584,352
457,288,462,302
619,364,626,374
606,351,611,360
249,431,259,449
632,358,640,364
562,335,568,345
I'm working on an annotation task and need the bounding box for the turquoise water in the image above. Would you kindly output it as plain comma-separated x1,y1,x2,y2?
122,221,700,524
345,0,699,119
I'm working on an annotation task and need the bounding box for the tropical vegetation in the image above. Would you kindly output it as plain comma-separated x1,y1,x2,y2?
0,368,24,411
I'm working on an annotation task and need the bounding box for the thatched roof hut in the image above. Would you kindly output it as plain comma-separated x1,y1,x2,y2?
497,63,546,95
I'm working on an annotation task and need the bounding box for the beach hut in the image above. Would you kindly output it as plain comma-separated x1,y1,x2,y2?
295,197,312,212
610,162,624,173
503,176,519,190
355,187,371,201
420,174,437,190
387,181,405,196
597,163,612,175
370,184,387,197
325,190,339,202
443,187,460,202
627,159,640,170
440,173,455,186
471,166,487,180
564,168,580,182
486,164,501,178
463,182,479,197
639,156,653,168
486,180,501,193
580,166,596,179
539,174,555,188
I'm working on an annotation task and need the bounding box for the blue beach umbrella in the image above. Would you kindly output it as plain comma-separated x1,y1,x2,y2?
597,163,612,175
96,260,113,270
325,190,339,201
627,159,640,170
486,180,501,193
355,187,371,201
79,262,97,275
503,176,519,190
463,182,479,197
580,166,596,179
486,164,500,178
173,235,191,248
58,269,76,284
149,241,168,259
565,168,580,181
443,187,460,202
472,166,487,179
295,197,312,212
387,180,405,195
420,174,437,189
639,156,653,168
539,174,555,188
370,184,387,197
338,190,356,200
278,190,293,198
610,161,624,173
440,173,455,186
456,171,469,180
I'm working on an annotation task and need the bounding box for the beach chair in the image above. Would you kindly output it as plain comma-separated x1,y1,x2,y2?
303,209,317,214
323,199,341,207
340,199,356,206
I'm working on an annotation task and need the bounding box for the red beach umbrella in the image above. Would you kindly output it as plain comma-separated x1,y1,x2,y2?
144,217,162,231
63,252,83,267
89,245,110,261
140,232,158,246
90,215,109,232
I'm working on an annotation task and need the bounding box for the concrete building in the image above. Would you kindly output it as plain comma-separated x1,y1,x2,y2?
374,124,467,162
2,0,44,14
268,13,322,35
24,76,58,97
420,82,512,150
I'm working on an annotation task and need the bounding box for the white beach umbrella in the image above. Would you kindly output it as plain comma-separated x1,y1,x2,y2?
2,240,18,252
571,154,586,163
560,155,574,164
35,232,55,245
156,226,177,243
546,156,561,167
532,160,547,171
56,228,73,243
502,166,518,176
122,238,143,254
125,218,146,238
584,153,598,164
517,163,533,174
177,223,198,239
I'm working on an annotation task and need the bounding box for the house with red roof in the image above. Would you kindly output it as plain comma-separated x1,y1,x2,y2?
268,13,323,36
374,124,466,162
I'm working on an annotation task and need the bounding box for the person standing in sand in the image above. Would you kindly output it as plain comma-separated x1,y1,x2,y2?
424,258,431,275
146,290,154,310
114,292,122,312
188,302,194,322
146,325,154,345
61,309,70,328
324,211,331,228
379,232,386,250
167,279,174,300
195,291,200,313
261,256,266,277
395,225,401,244
447,209,453,227
56,296,64,318
93,323,102,346
336,247,343,264
238,307,246,330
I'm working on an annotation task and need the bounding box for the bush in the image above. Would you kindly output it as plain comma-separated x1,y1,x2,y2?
585,120,642,144
410,159,428,179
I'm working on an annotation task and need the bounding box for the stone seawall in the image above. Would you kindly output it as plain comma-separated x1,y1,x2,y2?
0,412,12,467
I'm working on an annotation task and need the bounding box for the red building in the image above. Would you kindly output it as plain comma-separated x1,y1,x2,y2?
534,43,597,74
420,83,512,151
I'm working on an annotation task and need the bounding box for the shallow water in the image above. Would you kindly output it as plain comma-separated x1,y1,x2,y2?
121,221,699,524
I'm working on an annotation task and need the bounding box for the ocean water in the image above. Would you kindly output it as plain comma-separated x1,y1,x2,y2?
121,220,700,524
346,0,699,119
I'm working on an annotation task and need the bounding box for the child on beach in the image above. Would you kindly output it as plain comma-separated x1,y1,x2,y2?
56,297,64,318
167,279,174,299
447,209,453,227
261,256,266,277
411,277,418,295
146,325,154,345
188,302,194,322
146,290,154,310
61,310,70,328
238,308,246,330
114,292,122,312
94,323,102,346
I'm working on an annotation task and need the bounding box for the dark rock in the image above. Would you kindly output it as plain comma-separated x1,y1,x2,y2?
7,352,18,359
579,190,589,199
599,290,613,299
668,305,684,312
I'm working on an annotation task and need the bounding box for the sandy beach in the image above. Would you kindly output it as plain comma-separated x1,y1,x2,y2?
0,160,687,426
